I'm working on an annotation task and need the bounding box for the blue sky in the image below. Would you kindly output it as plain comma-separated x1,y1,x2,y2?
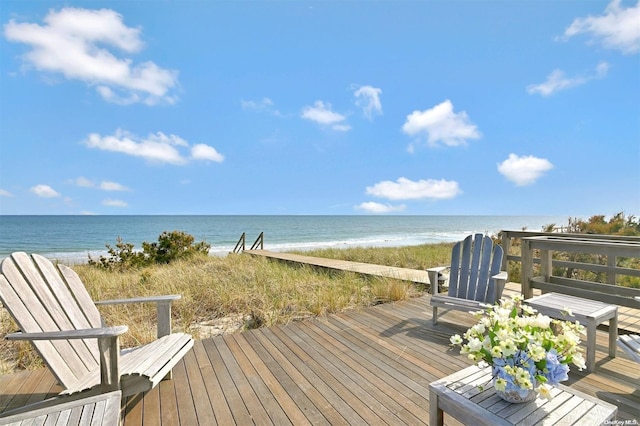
1,1,638,216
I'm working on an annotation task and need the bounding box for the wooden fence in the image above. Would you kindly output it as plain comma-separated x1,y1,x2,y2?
499,230,640,308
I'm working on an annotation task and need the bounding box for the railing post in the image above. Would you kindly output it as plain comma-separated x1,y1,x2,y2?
233,232,246,254
521,238,533,299
250,232,264,250
500,231,511,273
607,254,616,285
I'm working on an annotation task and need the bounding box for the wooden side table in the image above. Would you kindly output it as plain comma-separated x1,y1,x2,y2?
429,365,617,426
524,292,618,372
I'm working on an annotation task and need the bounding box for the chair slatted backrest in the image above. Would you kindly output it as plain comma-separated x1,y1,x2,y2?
0,252,101,389
448,234,504,303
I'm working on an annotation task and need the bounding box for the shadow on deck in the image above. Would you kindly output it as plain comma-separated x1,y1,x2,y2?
1,293,639,425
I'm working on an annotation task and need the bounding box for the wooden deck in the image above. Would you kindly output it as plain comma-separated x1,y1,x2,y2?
1,294,639,424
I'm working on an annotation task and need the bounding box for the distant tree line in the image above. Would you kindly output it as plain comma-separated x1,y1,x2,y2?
542,212,640,236
543,212,639,288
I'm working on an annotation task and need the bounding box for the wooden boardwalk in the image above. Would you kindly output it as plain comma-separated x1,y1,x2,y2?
1,295,639,424
245,250,431,284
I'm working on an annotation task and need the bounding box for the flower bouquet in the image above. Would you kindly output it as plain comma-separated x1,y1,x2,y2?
450,296,587,402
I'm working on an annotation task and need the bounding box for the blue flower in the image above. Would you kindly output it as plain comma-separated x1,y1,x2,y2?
544,349,569,384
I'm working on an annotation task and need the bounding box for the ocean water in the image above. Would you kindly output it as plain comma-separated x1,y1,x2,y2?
0,215,565,264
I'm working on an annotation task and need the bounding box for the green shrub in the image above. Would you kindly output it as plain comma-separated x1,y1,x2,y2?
88,230,210,270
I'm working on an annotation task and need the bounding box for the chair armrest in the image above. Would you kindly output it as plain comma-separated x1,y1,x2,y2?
5,326,128,341
95,295,181,338
490,271,509,301
7,327,126,391
94,294,181,305
427,266,448,295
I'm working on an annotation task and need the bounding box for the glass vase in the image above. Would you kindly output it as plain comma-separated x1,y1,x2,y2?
493,379,537,403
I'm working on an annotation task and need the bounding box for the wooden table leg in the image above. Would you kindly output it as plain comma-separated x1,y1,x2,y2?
587,319,596,372
429,388,443,426
609,311,618,358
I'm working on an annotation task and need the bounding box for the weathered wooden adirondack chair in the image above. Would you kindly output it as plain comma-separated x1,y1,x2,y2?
0,252,194,397
428,234,508,324
618,334,640,363
0,390,122,425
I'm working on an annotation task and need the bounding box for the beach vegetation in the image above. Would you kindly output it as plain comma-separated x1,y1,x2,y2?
88,230,211,270
294,242,455,271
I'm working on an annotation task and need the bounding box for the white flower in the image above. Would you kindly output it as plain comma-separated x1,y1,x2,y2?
572,353,586,371
491,346,502,358
496,328,511,341
482,336,492,351
450,334,463,345
533,314,552,329
472,323,486,335
468,337,483,352
539,383,553,400
527,344,547,362
500,340,517,357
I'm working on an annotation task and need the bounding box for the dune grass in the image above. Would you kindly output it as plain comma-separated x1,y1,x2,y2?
1,244,449,375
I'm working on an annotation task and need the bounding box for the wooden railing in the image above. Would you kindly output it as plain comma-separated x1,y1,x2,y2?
249,232,264,250
232,232,264,254
499,230,640,308
232,232,246,253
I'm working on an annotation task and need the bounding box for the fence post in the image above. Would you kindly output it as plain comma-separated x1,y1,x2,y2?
521,238,533,299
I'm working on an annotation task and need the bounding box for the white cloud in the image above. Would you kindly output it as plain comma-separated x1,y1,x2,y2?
102,199,128,207
527,62,609,96
562,0,640,54
0,189,14,197
241,97,273,110
497,154,554,186
72,177,130,190
301,101,350,131
191,144,225,162
366,177,461,200
3,7,179,105
354,85,382,120
401,100,481,148
74,176,94,187
83,129,224,165
99,181,130,191
30,184,60,198
241,97,283,116
355,202,406,214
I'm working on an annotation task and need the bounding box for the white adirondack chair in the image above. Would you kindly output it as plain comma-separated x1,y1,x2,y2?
428,234,508,324
0,390,122,425
618,334,640,363
0,252,194,397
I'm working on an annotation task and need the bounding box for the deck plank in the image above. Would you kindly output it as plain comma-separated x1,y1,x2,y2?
300,320,426,424
249,329,338,425
286,321,421,425
191,338,233,426
224,333,294,425
203,337,253,425
263,325,368,425
232,333,311,425
269,325,378,425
